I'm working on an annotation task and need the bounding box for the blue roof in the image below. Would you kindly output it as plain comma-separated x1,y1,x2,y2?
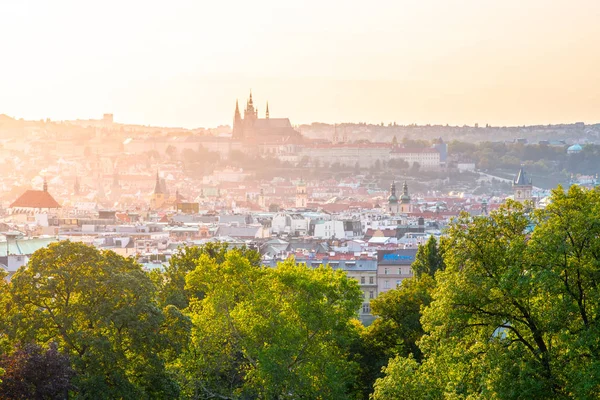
0,237,57,257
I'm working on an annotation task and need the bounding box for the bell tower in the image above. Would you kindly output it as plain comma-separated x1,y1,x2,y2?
400,181,413,213
295,179,308,208
513,167,533,204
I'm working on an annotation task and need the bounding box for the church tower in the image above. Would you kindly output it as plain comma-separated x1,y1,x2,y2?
388,182,399,214
243,91,258,137
265,102,270,119
296,179,308,208
150,172,166,210
233,100,243,139
400,181,413,213
258,188,266,209
513,167,533,204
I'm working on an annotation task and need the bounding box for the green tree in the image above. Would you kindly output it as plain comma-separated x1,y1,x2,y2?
158,242,260,309
357,276,435,399
373,187,600,399
6,241,179,399
179,252,363,399
411,236,446,279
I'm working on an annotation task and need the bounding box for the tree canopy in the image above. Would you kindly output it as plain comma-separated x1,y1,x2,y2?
3,242,179,399
373,186,600,399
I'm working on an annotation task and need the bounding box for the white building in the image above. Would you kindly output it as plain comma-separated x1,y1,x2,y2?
313,220,345,239
271,213,310,236
390,147,440,168
299,143,391,168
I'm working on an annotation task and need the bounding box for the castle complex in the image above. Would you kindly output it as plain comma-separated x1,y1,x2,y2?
232,91,303,144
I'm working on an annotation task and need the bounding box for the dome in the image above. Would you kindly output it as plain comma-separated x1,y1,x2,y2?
388,182,398,203
400,181,411,203
567,144,583,153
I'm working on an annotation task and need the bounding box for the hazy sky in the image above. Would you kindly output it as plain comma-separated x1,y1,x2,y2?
1,0,599,128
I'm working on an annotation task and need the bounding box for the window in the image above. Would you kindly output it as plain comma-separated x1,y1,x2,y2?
398,268,401,275
362,303,371,314
361,276,365,284
369,276,374,284
384,268,389,275
396,280,402,287
384,280,390,289
369,291,374,299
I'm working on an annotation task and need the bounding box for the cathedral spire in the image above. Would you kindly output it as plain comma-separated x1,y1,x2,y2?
233,99,243,139
154,171,163,194
245,90,256,119
266,102,269,119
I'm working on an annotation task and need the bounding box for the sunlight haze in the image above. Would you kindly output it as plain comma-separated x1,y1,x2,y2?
1,0,599,127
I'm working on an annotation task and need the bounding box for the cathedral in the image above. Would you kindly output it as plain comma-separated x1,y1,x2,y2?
232,91,303,143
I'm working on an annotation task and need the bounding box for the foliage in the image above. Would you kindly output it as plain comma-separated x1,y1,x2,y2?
411,236,446,279
178,253,363,399
356,276,435,399
0,342,74,400
5,241,179,399
373,187,600,399
158,242,260,309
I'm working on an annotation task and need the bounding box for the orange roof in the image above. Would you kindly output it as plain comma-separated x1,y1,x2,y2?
10,190,61,209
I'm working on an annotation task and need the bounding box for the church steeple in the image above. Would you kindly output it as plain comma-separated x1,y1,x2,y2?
266,102,269,119
244,90,256,120
43,177,48,192
401,181,410,203
233,99,243,139
234,99,240,117
154,172,163,194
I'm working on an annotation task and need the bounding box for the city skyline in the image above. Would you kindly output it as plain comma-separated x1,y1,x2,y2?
1,0,599,128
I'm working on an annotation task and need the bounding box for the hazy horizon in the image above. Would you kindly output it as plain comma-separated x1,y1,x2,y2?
1,0,599,129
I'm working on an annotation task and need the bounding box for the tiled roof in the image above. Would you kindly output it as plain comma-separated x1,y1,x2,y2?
10,190,61,209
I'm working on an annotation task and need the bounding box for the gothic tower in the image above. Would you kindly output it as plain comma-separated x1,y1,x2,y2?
243,91,258,137
150,172,166,210
513,167,533,204
233,100,243,139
